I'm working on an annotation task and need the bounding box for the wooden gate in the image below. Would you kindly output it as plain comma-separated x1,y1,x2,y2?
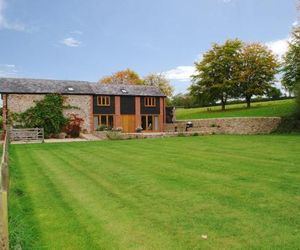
121,115,136,133
10,128,44,142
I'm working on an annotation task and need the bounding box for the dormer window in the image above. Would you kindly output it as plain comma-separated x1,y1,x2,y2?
97,96,110,106
144,97,156,107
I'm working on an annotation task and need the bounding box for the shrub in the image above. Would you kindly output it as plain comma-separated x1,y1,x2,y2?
274,84,300,133
64,114,84,138
106,131,123,140
275,117,300,133
96,125,109,131
266,87,282,100
13,94,69,138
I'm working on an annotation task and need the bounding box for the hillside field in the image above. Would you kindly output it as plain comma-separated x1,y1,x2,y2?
176,99,296,120
8,135,300,249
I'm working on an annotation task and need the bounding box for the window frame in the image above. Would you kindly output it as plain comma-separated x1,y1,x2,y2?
144,97,156,107
97,96,110,107
94,114,114,129
141,115,159,131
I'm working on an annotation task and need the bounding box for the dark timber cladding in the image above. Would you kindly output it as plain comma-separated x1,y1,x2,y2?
140,97,160,114
121,96,135,114
93,96,115,114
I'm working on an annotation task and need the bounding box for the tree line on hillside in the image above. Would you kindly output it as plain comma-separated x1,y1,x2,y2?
98,22,300,111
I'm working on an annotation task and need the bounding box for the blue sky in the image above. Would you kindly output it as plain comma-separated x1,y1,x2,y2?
0,0,298,94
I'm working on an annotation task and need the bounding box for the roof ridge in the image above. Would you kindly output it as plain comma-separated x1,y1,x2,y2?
0,77,166,96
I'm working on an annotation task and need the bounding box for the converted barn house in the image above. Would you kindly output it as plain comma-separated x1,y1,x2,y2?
0,78,166,133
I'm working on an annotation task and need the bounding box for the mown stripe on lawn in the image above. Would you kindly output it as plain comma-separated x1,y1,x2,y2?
9,135,300,249
32,147,180,249
33,139,300,248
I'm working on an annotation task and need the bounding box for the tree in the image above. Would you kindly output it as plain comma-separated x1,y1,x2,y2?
282,27,300,96
143,73,174,97
99,68,143,85
295,84,300,119
189,83,215,107
192,39,243,110
266,86,282,100
169,93,195,108
238,43,279,107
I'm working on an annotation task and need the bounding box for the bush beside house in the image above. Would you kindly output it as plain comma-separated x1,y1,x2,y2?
11,94,83,138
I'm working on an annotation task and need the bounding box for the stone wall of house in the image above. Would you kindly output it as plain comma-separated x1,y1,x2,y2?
164,117,282,134
7,94,93,132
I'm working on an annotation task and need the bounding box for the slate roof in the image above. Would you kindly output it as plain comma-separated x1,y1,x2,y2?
0,77,165,97
91,83,165,96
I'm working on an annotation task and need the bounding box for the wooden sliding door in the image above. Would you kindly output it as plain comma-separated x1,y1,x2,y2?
121,115,136,133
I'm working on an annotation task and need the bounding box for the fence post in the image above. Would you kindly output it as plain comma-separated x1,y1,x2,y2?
41,128,45,143
0,130,9,250
0,190,8,250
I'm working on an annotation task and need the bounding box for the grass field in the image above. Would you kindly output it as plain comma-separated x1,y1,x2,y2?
176,99,296,120
9,135,300,249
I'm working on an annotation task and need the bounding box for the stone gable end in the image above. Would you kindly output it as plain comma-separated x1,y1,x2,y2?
7,94,93,132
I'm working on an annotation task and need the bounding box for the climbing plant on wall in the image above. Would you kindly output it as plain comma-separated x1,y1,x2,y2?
13,94,71,137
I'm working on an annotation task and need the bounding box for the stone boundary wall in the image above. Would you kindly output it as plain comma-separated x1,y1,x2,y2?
93,131,203,140
164,117,282,135
6,94,93,132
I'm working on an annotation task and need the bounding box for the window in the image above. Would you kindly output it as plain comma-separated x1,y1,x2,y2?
144,97,156,107
97,96,110,106
141,115,159,131
94,115,114,129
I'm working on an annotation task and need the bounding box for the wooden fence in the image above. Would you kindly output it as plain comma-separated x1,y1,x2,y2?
10,128,44,143
0,130,9,249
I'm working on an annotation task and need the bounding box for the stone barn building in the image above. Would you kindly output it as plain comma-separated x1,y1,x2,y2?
0,78,166,133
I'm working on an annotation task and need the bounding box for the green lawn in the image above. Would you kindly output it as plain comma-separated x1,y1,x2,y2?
176,99,296,120
9,135,300,249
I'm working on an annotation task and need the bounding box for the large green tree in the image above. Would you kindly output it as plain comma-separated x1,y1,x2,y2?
192,39,243,110
282,27,300,95
238,43,279,108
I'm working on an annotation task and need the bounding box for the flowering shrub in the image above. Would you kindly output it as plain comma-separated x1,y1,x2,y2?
64,114,84,138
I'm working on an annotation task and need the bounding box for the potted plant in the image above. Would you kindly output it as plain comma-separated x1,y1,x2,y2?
136,127,143,133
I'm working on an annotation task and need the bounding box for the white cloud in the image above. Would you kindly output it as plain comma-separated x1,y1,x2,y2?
163,66,196,82
61,37,81,47
292,20,298,26
0,0,26,31
70,30,83,35
266,38,289,58
0,64,18,77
